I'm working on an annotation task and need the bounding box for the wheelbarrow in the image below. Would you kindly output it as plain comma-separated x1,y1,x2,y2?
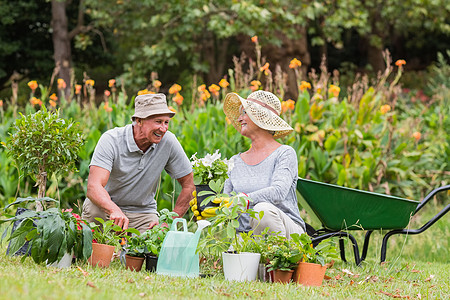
297,178,450,265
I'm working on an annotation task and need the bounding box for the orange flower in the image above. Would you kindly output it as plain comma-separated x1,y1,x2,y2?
225,116,231,125
103,101,113,112
85,79,95,87
28,80,38,91
104,90,111,97
251,36,258,43
57,78,67,89
30,97,42,106
260,62,270,75
412,131,421,141
281,99,295,113
49,100,57,107
108,79,116,88
197,84,206,92
200,90,211,101
168,106,177,113
380,104,391,114
169,83,182,94
329,84,340,97
153,80,162,88
173,93,184,105
137,89,155,95
250,80,261,92
0,100,3,107
299,81,311,92
208,84,220,97
75,84,82,95
289,58,302,69
395,59,406,67
49,93,58,101
219,79,229,89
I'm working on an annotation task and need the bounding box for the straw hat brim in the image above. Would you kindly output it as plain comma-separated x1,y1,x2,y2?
223,93,293,139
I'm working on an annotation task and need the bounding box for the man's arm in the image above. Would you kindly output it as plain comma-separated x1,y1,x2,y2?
86,165,129,230
173,172,195,217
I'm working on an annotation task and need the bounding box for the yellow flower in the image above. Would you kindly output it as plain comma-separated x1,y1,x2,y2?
108,79,116,88
412,131,421,141
169,83,182,94
153,80,162,88
200,90,211,101
57,78,67,89
380,104,391,114
289,58,302,69
219,79,229,88
299,81,311,92
251,35,258,43
329,84,340,97
173,93,184,105
168,106,177,113
85,79,95,86
138,89,153,95
395,59,406,67
49,93,58,101
28,80,38,91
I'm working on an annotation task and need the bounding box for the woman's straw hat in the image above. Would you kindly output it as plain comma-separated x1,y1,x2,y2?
223,90,294,139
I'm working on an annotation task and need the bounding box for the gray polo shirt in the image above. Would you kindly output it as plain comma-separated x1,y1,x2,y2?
89,124,192,214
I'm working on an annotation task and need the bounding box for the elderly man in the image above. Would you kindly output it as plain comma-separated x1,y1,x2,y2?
82,93,194,232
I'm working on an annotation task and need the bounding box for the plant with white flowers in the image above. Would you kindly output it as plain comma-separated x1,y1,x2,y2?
190,150,232,185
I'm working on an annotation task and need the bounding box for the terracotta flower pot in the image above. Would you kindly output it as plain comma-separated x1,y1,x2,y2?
88,243,115,268
125,254,145,271
294,262,327,286
273,269,294,284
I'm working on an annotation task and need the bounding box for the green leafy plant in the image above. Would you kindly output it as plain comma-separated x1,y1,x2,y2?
126,209,179,257
0,197,93,265
90,217,125,247
191,149,229,185
291,233,338,266
2,106,83,208
198,193,263,257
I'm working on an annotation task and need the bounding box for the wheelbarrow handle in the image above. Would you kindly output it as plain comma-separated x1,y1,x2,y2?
415,184,450,215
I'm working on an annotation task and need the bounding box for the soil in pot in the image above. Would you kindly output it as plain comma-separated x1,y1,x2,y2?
273,269,294,284
145,254,158,272
88,243,115,268
125,254,145,271
294,262,327,286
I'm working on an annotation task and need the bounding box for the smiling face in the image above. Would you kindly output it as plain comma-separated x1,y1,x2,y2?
237,106,259,137
133,114,172,150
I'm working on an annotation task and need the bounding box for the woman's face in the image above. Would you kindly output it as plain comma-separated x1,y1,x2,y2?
237,106,259,137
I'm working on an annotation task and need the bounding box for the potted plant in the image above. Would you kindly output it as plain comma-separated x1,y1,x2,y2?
190,150,230,213
264,236,302,284
291,233,338,286
198,193,264,282
89,217,125,268
1,197,93,268
122,227,146,271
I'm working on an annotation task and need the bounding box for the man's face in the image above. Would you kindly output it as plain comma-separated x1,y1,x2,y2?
140,114,171,144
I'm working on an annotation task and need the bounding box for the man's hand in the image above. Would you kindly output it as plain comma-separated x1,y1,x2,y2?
148,220,160,229
109,209,129,230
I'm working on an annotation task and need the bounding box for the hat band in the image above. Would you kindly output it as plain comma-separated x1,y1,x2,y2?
247,98,279,116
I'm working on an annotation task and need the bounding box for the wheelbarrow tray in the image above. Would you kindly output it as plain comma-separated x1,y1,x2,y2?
297,178,420,231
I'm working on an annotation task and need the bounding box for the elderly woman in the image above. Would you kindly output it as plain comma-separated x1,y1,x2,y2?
223,90,306,238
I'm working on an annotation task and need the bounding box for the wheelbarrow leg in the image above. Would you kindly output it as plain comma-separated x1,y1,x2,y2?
312,231,361,265
360,230,374,262
339,238,347,262
381,204,450,263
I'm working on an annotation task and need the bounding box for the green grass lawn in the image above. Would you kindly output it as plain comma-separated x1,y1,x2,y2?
0,202,448,299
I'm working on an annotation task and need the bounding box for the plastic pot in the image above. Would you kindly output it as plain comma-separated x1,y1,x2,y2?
222,252,261,282
145,254,158,272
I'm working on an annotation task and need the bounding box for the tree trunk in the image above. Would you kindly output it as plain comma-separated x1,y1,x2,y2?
36,165,47,212
367,39,385,73
51,0,71,99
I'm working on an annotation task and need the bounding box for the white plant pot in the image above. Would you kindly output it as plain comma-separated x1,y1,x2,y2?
47,252,73,269
222,252,261,282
